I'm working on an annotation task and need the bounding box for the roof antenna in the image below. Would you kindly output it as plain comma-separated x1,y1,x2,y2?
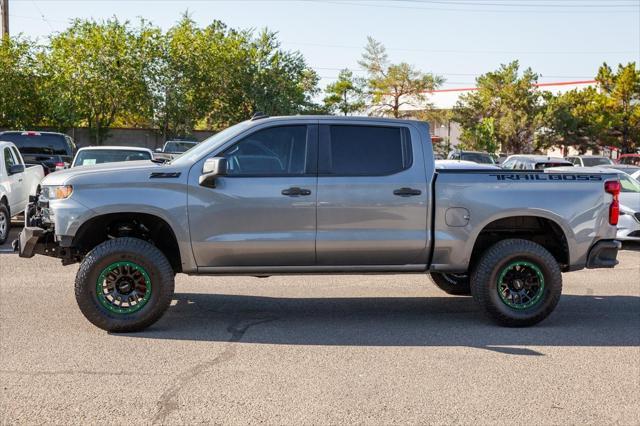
251,111,268,121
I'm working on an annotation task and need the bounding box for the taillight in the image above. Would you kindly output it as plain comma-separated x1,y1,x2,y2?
605,180,621,226
54,162,65,170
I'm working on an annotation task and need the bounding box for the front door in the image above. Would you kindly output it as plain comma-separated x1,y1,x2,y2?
316,123,429,265
188,124,318,267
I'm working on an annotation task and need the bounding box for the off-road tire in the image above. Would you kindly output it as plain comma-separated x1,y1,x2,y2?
470,239,562,327
75,237,175,332
429,272,471,295
0,203,10,244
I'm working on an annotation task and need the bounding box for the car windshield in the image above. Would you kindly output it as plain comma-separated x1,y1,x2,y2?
460,153,495,164
170,121,253,166
620,175,640,193
582,157,613,166
73,149,151,167
1,132,69,155
163,141,197,153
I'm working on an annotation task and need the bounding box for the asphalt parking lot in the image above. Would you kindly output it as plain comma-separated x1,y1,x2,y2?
1,224,639,425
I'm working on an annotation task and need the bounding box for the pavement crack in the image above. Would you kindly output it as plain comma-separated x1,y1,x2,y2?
152,315,277,425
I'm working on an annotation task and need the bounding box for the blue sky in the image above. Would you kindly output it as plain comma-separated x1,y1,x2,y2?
7,0,640,90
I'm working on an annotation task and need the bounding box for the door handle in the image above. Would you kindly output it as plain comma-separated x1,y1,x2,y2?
393,187,422,197
282,187,311,197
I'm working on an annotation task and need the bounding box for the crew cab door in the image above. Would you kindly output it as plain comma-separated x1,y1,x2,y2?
316,122,430,265
188,123,318,267
2,146,24,214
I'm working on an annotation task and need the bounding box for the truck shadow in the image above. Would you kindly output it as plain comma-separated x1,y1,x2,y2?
129,293,640,354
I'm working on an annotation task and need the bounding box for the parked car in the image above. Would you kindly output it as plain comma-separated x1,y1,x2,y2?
447,149,496,164
435,160,500,170
16,116,621,332
598,164,640,175
72,146,154,168
574,167,640,242
618,154,640,166
501,155,573,170
565,155,614,167
0,131,75,174
0,142,45,243
158,140,198,155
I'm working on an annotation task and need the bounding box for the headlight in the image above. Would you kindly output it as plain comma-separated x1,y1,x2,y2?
40,185,73,201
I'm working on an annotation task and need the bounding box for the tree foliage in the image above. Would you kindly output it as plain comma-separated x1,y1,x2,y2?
323,68,365,115
453,61,543,153
595,62,640,153
0,37,42,128
359,37,443,118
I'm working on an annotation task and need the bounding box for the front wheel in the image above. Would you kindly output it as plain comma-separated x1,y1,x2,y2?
429,272,471,295
471,239,562,327
0,203,10,244
75,237,175,332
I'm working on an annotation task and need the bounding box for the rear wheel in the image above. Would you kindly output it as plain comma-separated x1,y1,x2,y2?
471,239,562,327
429,272,471,295
0,203,10,244
75,237,174,332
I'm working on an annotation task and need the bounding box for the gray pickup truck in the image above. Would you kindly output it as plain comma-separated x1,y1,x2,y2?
16,116,622,332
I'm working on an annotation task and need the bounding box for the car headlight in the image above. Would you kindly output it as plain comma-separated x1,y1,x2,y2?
40,185,73,201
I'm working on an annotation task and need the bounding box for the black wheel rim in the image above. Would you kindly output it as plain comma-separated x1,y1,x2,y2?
96,261,151,314
497,261,545,310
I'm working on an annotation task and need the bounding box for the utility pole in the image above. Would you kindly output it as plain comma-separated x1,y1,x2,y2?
0,0,8,38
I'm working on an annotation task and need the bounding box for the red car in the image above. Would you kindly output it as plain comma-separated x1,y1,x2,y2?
618,154,640,166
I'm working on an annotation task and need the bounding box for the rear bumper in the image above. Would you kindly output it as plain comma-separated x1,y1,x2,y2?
586,239,621,269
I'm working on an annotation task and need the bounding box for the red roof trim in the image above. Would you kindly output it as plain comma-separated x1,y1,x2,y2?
422,80,597,94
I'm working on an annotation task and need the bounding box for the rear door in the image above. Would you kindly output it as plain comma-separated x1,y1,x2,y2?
316,122,429,265
188,123,318,267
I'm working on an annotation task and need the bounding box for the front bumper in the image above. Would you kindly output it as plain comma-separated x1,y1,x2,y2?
13,200,78,264
586,239,621,269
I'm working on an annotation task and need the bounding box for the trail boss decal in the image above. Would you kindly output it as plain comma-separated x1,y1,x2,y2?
489,174,604,181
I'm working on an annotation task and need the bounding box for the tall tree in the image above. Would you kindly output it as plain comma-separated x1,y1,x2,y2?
0,36,42,128
44,18,160,144
359,37,443,118
323,68,365,115
453,61,543,154
596,62,640,153
537,88,605,154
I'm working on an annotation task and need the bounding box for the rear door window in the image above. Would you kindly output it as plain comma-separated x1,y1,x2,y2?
320,125,412,176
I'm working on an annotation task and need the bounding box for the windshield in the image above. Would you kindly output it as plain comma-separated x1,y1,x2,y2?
1,132,70,155
73,149,151,167
460,153,495,164
582,157,613,166
535,162,571,169
170,121,253,166
620,156,640,166
164,141,197,153
620,175,640,193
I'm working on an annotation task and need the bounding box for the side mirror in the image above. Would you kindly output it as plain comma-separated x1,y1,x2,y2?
199,157,227,187
155,148,163,153
8,164,25,175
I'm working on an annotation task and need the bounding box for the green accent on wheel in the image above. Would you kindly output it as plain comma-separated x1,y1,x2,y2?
96,261,152,314
497,261,545,310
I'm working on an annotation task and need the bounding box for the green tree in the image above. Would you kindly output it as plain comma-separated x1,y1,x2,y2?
461,117,499,153
537,88,605,154
359,37,443,118
44,18,161,144
596,62,640,153
453,61,543,154
0,36,42,128
323,68,365,115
